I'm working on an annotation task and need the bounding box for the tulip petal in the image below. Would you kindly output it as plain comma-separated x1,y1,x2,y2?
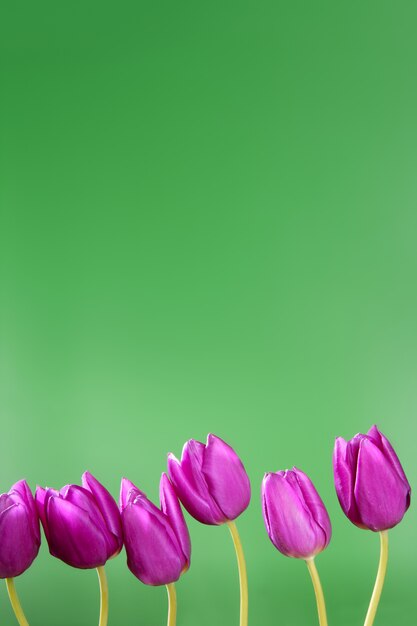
35,487,52,542
202,434,251,521
333,437,364,527
62,485,102,518
120,478,144,511
355,437,411,531
168,444,224,524
367,426,411,495
0,494,15,514
82,472,123,551
292,468,332,546
122,499,185,585
262,472,326,558
0,503,40,578
10,480,35,511
46,497,111,568
61,485,119,555
9,480,41,545
160,473,191,565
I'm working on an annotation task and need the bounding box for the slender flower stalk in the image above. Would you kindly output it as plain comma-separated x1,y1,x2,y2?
96,566,109,626
227,521,248,626
5,578,29,626
305,558,328,626
364,531,389,626
166,582,177,626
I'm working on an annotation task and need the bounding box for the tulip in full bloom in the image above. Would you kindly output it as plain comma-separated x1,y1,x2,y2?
0,480,40,579
120,473,191,586
262,468,332,559
167,433,251,525
35,472,123,569
333,425,411,531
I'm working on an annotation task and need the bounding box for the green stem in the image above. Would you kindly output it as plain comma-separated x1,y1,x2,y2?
166,582,177,626
227,521,248,626
305,558,328,626
5,578,29,626
364,531,389,626
96,566,109,626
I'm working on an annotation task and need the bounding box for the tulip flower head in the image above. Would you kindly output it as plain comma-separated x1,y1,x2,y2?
167,434,251,525
333,425,411,532
120,473,191,586
0,480,40,579
262,468,332,559
35,472,123,569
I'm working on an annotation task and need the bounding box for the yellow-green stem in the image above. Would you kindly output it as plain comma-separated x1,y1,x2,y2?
227,521,248,626
166,582,177,626
364,531,389,626
306,558,328,626
5,578,29,626
96,566,109,626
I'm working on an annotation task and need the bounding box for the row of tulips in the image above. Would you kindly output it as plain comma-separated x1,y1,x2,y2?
0,426,411,626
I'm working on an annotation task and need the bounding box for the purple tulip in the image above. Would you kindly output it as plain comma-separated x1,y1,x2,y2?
333,425,411,532
120,473,191,586
262,468,332,559
0,480,40,578
35,472,122,569
167,434,251,525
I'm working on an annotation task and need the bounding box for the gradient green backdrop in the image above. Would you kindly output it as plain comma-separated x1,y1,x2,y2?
1,2,416,624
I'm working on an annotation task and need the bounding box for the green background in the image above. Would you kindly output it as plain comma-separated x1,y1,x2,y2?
1,2,416,624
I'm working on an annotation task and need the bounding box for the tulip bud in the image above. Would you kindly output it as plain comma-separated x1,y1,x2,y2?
0,480,40,578
333,425,411,531
262,468,332,559
35,472,122,569
120,473,191,586
167,434,251,525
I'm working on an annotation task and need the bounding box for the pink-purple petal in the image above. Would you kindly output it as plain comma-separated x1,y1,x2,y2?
0,503,40,578
168,452,224,525
122,500,185,585
334,426,411,532
62,485,103,518
46,497,110,569
355,438,410,531
202,434,251,521
10,480,41,545
292,468,332,546
180,440,225,519
120,478,144,511
160,473,191,565
82,472,123,550
262,472,327,559
367,425,411,492
35,487,51,541
333,438,363,527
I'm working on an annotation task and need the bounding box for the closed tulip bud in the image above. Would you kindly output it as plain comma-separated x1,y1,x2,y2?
262,468,332,559
167,434,251,525
333,425,411,532
0,480,40,578
35,472,122,569
120,473,191,586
